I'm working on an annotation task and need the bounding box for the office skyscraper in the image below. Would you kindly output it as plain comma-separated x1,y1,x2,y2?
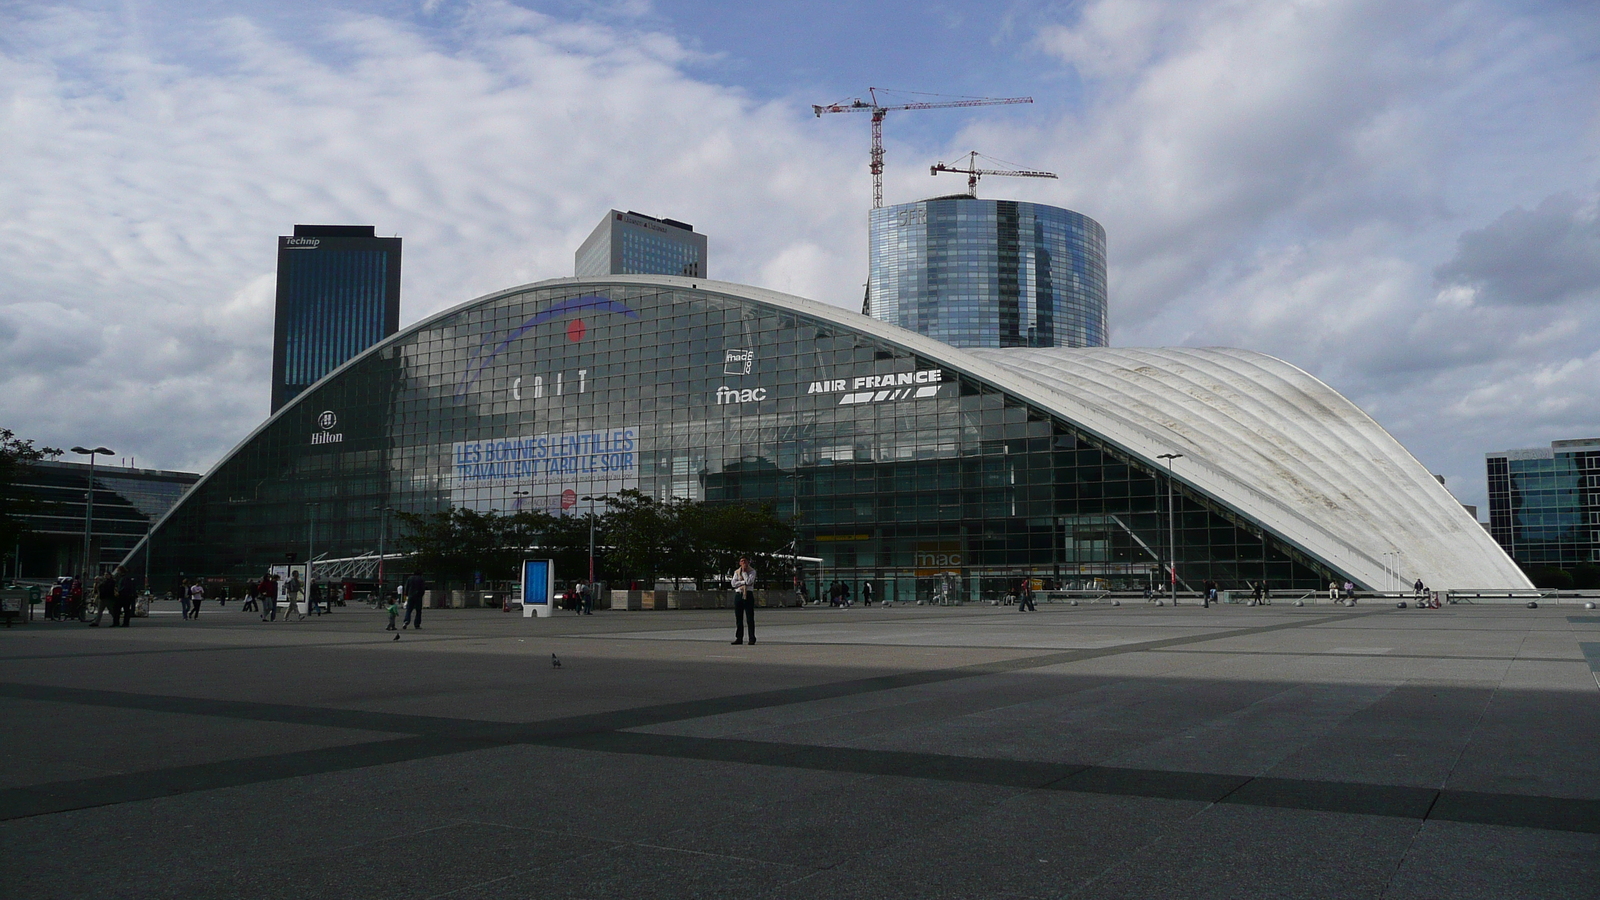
575,210,706,278
868,197,1107,349
272,224,401,412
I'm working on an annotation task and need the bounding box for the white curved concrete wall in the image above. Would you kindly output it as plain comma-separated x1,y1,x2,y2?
968,347,1529,590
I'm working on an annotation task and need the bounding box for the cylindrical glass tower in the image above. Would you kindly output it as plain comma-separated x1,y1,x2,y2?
868,197,1107,349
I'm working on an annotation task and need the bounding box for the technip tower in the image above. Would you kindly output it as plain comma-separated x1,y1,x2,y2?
868,197,1107,349
272,225,402,412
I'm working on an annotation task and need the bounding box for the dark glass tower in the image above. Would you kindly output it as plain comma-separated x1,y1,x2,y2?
271,224,401,412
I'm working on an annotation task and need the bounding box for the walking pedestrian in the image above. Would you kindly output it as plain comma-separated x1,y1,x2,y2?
114,566,136,626
862,581,874,607
581,579,594,615
1018,579,1037,612
730,556,757,645
386,597,400,631
284,572,302,621
402,572,426,629
91,572,115,626
188,580,205,618
242,581,258,612
179,579,193,619
261,573,279,621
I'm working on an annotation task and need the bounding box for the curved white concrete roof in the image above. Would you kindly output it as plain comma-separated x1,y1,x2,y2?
128,274,1528,589
967,347,1529,591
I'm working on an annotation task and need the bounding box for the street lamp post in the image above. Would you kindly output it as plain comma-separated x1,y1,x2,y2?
580,495,605,584
70,446,114,581
373,506,393,601
306,502,319,614
1157,453,1184,604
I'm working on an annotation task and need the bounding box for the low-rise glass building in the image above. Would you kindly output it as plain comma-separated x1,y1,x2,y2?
129,276,1526,597
1487,439,1600,567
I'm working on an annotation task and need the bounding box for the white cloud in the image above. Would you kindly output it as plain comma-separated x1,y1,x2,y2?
2,0,1597,517
0,1,864,472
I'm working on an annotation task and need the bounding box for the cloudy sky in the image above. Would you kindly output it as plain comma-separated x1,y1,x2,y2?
2,0,1597,513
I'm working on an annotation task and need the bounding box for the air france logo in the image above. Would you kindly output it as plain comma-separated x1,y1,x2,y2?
724,349,753,376
808,369,945,405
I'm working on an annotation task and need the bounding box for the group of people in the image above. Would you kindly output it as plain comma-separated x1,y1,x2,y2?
42,577,85,620
1005,580,1038,611
89,567,139,626
1327,581,1358,604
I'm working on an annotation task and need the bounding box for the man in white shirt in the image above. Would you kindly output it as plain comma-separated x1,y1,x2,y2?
731,557,757,645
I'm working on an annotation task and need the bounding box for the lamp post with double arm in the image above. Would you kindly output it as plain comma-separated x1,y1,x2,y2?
70,446,114,581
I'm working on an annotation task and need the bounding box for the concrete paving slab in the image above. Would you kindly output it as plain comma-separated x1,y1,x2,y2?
3,604,1597,898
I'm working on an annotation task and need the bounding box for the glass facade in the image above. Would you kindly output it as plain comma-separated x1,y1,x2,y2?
868,198,1107,349
272,226,402,412
575,210,707,278
13,461,199,577
1487,440,1600,566
142,281,1338,599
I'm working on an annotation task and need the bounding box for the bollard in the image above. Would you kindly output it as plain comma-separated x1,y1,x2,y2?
1527,601,1538,609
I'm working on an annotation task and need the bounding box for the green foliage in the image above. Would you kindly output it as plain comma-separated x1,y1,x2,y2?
392,492,795,589
598,489,794,587
1524,565,1574,590
1567,564,1600,590
0,428,61,549
394,507,592,586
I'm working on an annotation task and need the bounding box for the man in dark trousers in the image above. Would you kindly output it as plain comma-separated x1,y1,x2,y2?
730,557,757,645
91,571,115,626
115,567,137,627
402,571,426,629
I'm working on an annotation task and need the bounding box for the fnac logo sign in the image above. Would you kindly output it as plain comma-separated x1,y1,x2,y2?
914,542,963,576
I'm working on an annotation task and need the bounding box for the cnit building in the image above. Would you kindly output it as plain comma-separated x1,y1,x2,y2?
131,273,1527,599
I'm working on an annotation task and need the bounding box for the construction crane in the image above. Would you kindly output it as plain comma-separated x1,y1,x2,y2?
930,151,1058,199
812,89,1033,208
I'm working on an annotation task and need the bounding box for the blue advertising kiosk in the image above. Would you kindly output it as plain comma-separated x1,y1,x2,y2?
521,559,554,618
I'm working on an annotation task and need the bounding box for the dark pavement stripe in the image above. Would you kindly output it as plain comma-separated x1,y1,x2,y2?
538,731,1600,835
0,735,494,820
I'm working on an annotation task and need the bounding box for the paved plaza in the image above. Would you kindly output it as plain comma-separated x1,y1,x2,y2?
2,599,1598,899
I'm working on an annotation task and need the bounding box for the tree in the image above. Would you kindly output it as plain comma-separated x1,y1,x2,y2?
0,428,61,552
1524,565,1573,590
394,507,591,586
598,489,794,587
1567,563,1600,590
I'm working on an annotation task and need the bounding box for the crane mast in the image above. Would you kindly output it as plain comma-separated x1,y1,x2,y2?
930,151,1058,198
813,88,1032,208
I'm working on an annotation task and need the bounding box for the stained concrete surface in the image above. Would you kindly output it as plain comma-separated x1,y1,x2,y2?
2,600,1596,899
